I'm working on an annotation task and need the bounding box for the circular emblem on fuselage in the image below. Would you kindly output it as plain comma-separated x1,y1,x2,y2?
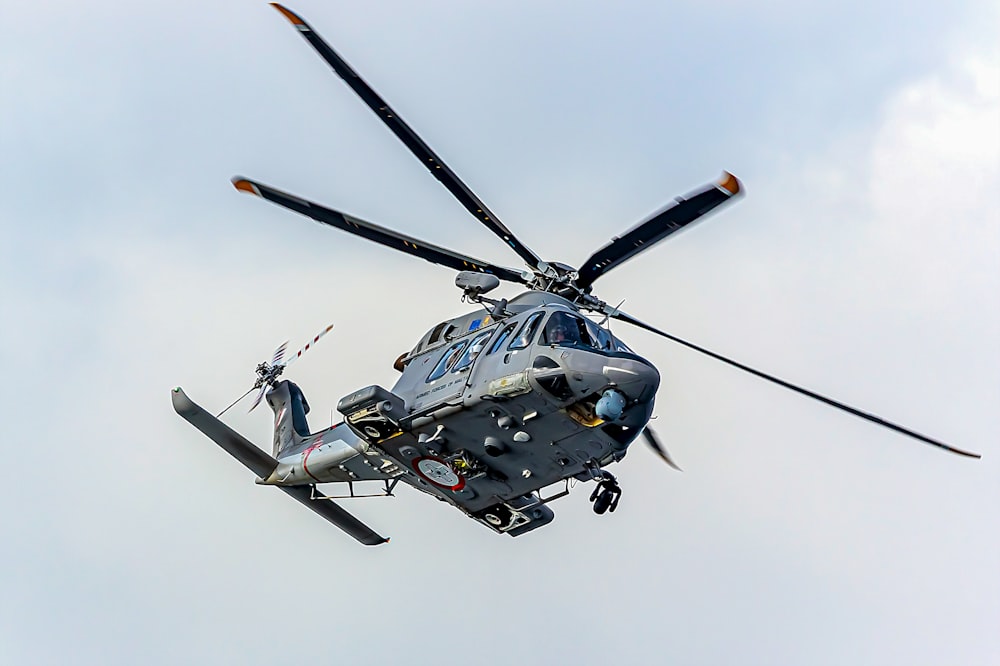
412,456,465,491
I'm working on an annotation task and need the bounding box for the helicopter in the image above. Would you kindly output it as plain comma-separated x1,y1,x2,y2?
172,3,980,546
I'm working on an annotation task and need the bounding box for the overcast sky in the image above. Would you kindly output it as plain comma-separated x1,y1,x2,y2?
1,1,998,664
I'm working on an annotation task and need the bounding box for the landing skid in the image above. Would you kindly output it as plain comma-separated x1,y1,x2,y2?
310,478,401,500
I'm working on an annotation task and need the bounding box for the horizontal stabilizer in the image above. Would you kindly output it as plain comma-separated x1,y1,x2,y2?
279,486,389,546
171,387,389,546
172,387,279,478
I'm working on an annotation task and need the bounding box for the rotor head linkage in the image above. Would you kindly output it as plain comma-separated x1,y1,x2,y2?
245,324,335,412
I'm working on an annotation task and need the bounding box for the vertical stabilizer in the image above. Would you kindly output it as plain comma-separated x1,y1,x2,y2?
267,380,312,457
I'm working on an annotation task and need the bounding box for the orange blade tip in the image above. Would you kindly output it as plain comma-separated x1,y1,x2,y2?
231,177,260,196
718,171,741,195
270,3,306,26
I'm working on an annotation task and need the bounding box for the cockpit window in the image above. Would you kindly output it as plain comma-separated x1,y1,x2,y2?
612,335,633,353
584,318,614,351
426,340,468,382
508,312,545,350
543,312,595,347
453,330,493,372
487,323,517,355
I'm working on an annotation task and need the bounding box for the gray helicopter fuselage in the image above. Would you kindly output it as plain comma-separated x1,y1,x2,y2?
265,291,660,535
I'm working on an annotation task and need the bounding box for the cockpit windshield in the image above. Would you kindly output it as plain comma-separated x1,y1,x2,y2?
541,311,634,353
611,334,633,353
584,318,614,351
543,312,595,348
584,317,634,352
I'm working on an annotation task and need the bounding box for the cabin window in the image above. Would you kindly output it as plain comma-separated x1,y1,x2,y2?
426,340,468,382
542,312,595,347
453,330,493,372
508,312,545,350
428,321,449,344
487,323,518,355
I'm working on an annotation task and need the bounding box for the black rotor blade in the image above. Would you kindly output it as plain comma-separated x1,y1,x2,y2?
641,426,682,471
612,309,980,459
270,3,545,273
575,173,743,291
234,177,529,285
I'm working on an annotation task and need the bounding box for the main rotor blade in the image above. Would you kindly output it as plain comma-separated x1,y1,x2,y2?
612,310,981,459
269,3,546,273
575,173,743,291
641,426,682,471
233,177,529,285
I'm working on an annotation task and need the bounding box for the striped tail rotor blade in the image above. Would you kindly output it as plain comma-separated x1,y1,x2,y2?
271,341,289,367
285,324,334,368
248,385,267,413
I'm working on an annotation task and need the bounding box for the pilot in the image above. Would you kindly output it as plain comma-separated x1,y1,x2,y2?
549,323,569,343
547,317,581,345
467,341,485,363
445,345,465,369
455,340,486,372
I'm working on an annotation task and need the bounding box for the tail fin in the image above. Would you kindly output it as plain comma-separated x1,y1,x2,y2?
267,380,312,457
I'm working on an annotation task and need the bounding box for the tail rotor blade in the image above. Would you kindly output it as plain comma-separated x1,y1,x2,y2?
271,341,289,367
284,324,334,369
642,426,682,471
245,325,335,414
248,385,267,413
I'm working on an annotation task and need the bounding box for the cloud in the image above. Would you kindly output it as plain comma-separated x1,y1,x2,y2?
866,50,1000,306
2,2,998,664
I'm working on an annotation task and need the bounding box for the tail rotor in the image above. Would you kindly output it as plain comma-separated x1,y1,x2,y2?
217,324,334,417
248,324,334,412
